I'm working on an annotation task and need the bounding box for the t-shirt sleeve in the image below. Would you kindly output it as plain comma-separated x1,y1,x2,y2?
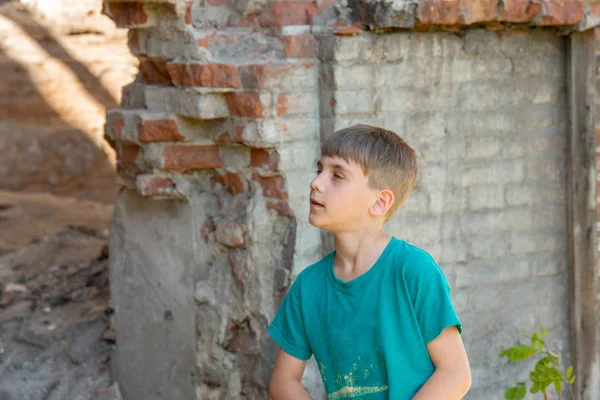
411,265,463,345
267,278,312,361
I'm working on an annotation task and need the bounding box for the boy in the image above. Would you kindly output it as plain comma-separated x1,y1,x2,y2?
267,125,471,399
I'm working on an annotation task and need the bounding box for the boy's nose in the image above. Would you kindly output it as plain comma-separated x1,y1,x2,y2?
310,176,323,192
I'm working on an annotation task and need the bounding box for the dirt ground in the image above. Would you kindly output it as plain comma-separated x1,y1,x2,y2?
0,190,119,400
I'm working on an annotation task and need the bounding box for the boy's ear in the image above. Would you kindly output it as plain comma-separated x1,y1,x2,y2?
370,189,395,217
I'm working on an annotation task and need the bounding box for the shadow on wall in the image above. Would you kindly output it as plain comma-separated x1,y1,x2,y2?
0,1,136,204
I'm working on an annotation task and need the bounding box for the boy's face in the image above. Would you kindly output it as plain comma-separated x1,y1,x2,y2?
309,156,381,232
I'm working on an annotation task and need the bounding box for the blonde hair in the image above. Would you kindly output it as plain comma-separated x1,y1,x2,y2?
321,124,418,221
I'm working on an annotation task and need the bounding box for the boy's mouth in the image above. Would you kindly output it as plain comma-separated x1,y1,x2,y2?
310,198,324,208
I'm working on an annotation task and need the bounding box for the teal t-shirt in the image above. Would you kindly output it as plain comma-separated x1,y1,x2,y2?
268,237,463,399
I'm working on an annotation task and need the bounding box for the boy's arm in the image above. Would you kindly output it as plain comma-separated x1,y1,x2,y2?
412,326,472,400
269,349,313,400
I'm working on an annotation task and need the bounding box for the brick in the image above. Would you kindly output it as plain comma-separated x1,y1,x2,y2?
457,80,550,111
467,185,505,211
253,173,288,200
121,81,146,109
418,0,461,25
372,34,414,62
505,182,565,206
406,112,446,139
468,276,564,312
322,64,374,89
510,232,566,255
166,63,241,89
532,205,565,231
525,157,564,181
119,143,140,166
259,119,318,143
462,161,524,186
226,92,272,118
333,21,362,35
237,119,318,146
239,63,317,89
276,92,317,116
138,119,185,142
162,144,224,169
144,87,230,119
219,146,251,169
464,136,502,160
458,0,498,24
277,140,319,171
455,258,530,288
214,127,244,145
250,149,280,171
379,86,451,113
196,34,246,50
497,0,542,22
225,12,261,28
216,221,246,248
454,208,533,237
283,34,316,58
139,59,172,86
375,62,438,89
106,115,124,139
211,173,247,195
261,1,311,26
128,30,142,55
107,2,149,28
537,0,584,25
467,235,510,260
321,90,374,116
319,34,373,61
137,174,175,197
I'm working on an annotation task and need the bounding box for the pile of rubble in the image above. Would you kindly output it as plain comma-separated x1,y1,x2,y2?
0,224,120,399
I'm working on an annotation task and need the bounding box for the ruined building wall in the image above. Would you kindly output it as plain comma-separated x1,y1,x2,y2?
103,1,592,399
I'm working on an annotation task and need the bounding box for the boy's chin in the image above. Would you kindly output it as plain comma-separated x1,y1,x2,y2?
308,215,322,228
308,215,338,232
308,214,328,229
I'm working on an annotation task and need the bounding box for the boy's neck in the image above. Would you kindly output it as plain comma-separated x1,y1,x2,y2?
332,230,392,281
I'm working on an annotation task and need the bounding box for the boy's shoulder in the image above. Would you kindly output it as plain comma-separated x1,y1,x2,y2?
294,251,333,283
389,238,443,284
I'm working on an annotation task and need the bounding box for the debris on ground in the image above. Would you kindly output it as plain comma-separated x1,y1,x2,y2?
0,191,116,400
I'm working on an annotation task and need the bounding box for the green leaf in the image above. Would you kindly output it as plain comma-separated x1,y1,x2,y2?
505,387,517,399
566,366,573,378
515,383,527,400
530,382,539,393
569,375,576,384
554,378,562,393
499,345,539,362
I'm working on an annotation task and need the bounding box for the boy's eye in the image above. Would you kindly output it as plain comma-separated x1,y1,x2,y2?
333,173,343,180
315,169,322,175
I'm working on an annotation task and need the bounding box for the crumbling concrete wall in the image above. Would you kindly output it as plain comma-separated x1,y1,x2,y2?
103,1,596,399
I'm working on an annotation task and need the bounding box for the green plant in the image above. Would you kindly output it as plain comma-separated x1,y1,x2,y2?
498,324,575,400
